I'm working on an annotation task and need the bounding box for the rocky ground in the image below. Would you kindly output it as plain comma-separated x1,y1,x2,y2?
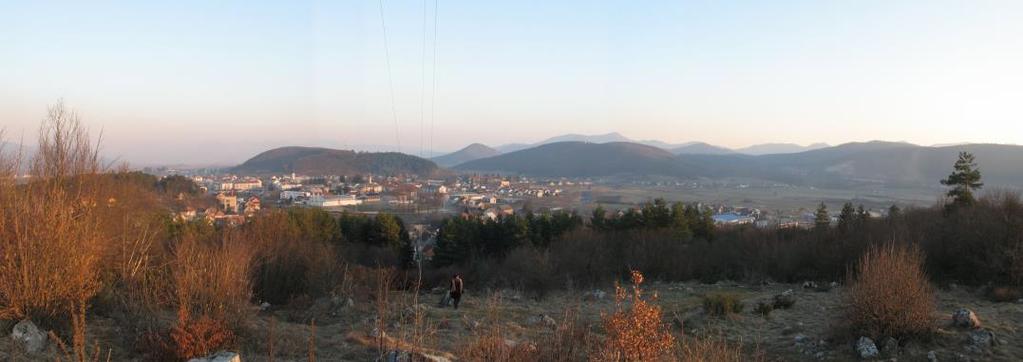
2,282,1019,361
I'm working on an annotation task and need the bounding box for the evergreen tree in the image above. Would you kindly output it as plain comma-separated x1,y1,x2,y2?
856,204,869,224
591,206,608,231
641,198,672,228
814,202,830,231
888,204,901,219
670,202,692,240
940,152,983,207
838,202,856,231
369,213,403,248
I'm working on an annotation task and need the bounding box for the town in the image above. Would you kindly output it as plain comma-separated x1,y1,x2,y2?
151,166,899,239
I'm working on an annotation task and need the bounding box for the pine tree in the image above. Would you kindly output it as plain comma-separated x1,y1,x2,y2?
591,205,608,231
940,152,983,207
888,204,901,219
814,202,830,231
856,204,869,223
838,202,856,231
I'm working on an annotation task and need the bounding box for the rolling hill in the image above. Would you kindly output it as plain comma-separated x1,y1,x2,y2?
735,142,830,155
670,142,736,155
431,143,501,167
455,140,1023,188
233,146,442,177
455,142,694,177
495,132,633,153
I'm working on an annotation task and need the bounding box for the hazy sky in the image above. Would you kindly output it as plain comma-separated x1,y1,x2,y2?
2,1,1022,165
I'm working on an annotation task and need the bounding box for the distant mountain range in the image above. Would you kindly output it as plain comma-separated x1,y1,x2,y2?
670,142,736,155
232,134,1023,189
233,146,442,177
456,140,1023,187
735,142,830,155
457,142,685,178
431,143,500,167
491,132,829,156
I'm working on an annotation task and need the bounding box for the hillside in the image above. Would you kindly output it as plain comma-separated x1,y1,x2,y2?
495,132,633,154
670,142,736,155
233,146,442,176
456,142,692,177
458,140,1023,187
431,143,500,167
680,141,1023,187
536,132,632,145
736,142,829,155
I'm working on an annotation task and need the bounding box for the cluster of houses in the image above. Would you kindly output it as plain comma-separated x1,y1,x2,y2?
166,172,575,227
188,175,263,192
174,193,262,226
709,204,888,229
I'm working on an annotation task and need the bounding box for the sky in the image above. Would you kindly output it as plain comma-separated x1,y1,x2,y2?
2,0,1022,165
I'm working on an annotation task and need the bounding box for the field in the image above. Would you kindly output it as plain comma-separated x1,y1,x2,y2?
3,280,1016,361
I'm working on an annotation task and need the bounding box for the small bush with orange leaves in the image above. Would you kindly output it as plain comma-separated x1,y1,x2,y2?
845,242,936,339
595,270,675,361
144,307,235,361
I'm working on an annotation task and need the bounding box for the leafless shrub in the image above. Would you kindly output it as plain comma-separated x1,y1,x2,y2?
844,242,936,339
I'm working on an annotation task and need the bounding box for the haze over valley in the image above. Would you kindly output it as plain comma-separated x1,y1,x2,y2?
6,1,1023,361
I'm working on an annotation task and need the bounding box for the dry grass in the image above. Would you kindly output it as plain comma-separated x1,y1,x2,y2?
171,231,254,326
535,306,593,362
459,294,531,361
845,242,936,339
675,335,756,362
986,286,1022,303
702,293,744,317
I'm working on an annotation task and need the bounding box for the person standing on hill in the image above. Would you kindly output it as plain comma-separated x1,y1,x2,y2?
449,273,464,310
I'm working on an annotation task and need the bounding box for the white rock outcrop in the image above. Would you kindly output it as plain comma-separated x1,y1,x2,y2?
11,320,47,354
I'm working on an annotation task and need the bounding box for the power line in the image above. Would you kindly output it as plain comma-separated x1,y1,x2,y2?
378,0,401,153
429,0,439,159
420,0,428,158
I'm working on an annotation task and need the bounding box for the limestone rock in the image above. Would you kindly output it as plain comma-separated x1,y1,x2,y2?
10,320,47,354
773,289,796,309
855,337,879,359
968,329,997,348
583,290,607,301
187,351,241,362
952,308,981,329
526,314,557,328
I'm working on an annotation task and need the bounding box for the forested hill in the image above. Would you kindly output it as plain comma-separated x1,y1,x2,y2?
233,146,443,177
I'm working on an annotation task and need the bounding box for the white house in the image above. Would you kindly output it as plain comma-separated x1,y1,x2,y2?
307,195,362,207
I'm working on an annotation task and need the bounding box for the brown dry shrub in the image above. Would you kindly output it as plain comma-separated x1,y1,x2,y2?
0,102,105,321
845,242,936,339
702,293,744,317
986,286,1022,303
144,307,236,361
171,230,255,326
535,306,593,362
594,270,675,362
458,294,536,362
460,332,535,362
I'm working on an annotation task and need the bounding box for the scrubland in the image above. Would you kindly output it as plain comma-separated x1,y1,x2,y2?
3,103,1023,361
